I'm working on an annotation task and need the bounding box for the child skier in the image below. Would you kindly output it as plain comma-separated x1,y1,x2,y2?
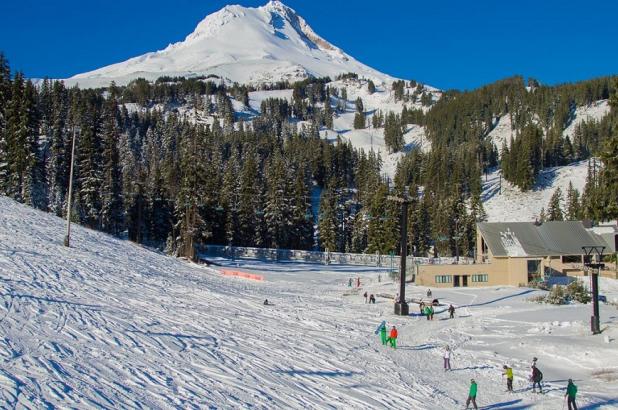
565,379,578,410
502,365,513,392
466,379,478,409
443,345,452,371
378,322,388,345
388,326,398,349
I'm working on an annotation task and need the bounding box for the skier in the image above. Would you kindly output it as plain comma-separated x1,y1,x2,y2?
363,291,368,303
378,322,388,345
356,277,361,288
419,301,425,316
502,365,513,392
443,345,452,371
369,294,376,304
378,273,381,283
424,305,431,320
448,304,455,319
348,277,352,287
466,379,478,409
429,305,435,320
388,326,398,349
426,288,432,298
565,379,578,410
531,365,543,393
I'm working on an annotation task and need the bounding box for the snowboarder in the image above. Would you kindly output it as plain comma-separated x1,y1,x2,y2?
369,294,376,304
388,326,398,349
565,379,578,410
531,365,543,393
502,365,513,392
377,322,388,345
448,304,455,319
466,379,478,409
443,345,452,371
426,288,432,298
363,291,368,303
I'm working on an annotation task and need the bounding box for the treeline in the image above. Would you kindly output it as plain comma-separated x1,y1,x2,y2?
0,55,421,259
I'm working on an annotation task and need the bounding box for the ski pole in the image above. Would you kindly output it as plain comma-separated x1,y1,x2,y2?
561,395,566,410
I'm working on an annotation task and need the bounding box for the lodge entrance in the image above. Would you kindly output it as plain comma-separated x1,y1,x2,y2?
454,275,469,287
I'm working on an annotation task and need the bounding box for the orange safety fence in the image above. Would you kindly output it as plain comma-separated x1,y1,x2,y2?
219,269,264,281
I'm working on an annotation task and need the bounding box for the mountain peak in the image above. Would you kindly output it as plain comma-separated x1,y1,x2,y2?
66,2,395,88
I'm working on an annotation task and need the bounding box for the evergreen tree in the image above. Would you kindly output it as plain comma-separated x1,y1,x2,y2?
99,95,123,234
547,187,564,221
565,181,581,220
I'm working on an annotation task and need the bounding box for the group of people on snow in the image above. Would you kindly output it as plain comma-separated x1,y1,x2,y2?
363,291,376,304
376,325,579,409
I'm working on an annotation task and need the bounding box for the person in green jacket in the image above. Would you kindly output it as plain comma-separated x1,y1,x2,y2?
565,379,578,410
466,379,478,409
424,305,431,320
503,365,513,392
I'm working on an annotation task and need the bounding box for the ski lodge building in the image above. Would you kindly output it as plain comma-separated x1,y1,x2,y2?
415,221,618,288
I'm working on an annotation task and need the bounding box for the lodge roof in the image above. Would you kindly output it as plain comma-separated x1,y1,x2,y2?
477,221,608,258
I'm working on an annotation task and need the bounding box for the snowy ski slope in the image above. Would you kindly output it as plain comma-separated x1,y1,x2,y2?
1,196,618,408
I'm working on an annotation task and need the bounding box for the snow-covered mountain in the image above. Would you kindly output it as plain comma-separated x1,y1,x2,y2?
66,1,395,88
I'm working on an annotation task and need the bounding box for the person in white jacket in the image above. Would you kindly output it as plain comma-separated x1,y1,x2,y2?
444,345,452,371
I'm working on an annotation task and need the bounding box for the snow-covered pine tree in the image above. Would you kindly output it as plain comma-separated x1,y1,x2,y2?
76,100,103,229
99,92,123,235
565,181,581,221
46,81,68,216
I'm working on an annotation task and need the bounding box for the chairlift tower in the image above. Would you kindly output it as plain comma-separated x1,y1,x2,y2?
582,246,605,335
387,186,412,316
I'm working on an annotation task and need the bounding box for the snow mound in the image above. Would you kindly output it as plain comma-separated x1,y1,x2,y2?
65,1,396,88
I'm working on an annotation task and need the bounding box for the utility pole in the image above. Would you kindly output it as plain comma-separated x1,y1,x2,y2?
388,186,412,316
583,246,605,335
64,126,78,247
454,218,461,264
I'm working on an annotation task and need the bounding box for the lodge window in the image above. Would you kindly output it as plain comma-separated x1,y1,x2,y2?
562,255,581,263
472,274,488,282
435,275,452,284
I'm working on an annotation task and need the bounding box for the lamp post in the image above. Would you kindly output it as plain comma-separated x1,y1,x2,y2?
64,126,78,247
582,246,605,335
453,218,461,264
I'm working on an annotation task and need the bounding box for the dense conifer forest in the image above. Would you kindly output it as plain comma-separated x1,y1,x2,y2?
0,53,616,259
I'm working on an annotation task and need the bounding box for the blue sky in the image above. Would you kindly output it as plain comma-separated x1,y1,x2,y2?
1,0,616,90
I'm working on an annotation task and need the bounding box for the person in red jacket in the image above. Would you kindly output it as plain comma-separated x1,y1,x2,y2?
388,326,398,349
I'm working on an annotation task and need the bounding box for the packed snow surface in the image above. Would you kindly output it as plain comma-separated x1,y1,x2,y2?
1,196,618,408
65,1,395,88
